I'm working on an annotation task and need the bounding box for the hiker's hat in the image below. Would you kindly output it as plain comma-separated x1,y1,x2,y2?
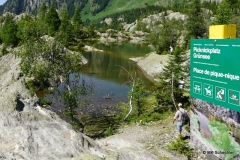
178,103,182,107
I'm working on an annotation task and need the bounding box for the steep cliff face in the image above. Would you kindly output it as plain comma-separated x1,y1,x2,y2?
0,0,87,16
0,52,105,159
1,0,42,15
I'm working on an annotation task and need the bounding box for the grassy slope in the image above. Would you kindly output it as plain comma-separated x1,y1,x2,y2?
81,0,165,21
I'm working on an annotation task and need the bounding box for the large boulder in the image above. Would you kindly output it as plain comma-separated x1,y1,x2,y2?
137,52,169,80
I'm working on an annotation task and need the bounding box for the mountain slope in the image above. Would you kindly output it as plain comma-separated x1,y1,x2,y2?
0,0,163,20
0,0,223,25
82,0,164,21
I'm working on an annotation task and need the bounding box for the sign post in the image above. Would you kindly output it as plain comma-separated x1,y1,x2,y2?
190,39,240,112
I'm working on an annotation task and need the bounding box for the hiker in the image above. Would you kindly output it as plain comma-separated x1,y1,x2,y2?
172,103,188,135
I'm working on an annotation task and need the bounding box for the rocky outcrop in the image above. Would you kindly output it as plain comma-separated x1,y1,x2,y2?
0,53,105,160
142,10,187,30
1,0,43,14
84,45,104,52
136,52,169,81
96,119,189,160
0,0,86,16
97,29,129,44
97,136,159,160
123,11,187,32
97,29,149,45
123,20,138,32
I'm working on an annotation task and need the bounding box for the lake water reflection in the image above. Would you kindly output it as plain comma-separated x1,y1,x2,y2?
195,109,212,139
79,43,155,106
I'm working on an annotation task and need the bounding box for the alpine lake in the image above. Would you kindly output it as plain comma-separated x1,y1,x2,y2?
45,42,155,137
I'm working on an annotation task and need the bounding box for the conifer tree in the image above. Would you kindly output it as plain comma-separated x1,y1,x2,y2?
45,3,61,36
38,1,47,21
212,0,232,25
17,15,37,43
60,76,93,126
155,46,187,110
36,1,48,36
1,13,18,46
186,0,206,39
147,16,181,54
158,17,173,53
72,6,83,34
128,78,149,116
56,4,73,47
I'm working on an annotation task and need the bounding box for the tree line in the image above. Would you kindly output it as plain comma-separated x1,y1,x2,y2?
124,0,236,121
0,2,96,130
0,2,93,50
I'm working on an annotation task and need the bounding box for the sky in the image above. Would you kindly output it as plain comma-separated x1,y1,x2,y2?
0,0,6,5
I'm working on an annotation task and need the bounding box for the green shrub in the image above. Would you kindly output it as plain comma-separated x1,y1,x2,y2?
25,79,52,96
162,51,170,55
104,125,114,137
70,120,81,131
43,88,54,94
25,79,38,95
1,45,8,55
40,99,52,106
77,41,84,50
167,135,193,157
184,125,190,133
148,112,162,121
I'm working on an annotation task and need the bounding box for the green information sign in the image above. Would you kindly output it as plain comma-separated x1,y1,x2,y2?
190,39,240,112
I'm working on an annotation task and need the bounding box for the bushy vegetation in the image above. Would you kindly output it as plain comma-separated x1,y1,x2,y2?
1,13,18,47
0,2,95,50
167,135,193,157
40,99,52,106
117,94,173,123
147,17,184,54
212,0,232,25
185,0,206,40
128,78,149,116
155,46,189,111
0,2,97,130
104,125,114,137
58,75,93,123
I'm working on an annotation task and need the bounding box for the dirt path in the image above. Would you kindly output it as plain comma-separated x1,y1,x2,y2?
97,115,190,160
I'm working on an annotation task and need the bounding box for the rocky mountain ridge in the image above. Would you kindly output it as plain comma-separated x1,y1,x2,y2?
0,0,223,20
0,0,86,16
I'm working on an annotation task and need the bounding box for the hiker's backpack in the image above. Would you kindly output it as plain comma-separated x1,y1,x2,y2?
180,110,189,125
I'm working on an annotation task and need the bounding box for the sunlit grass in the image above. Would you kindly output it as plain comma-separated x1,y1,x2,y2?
82,0,166,21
